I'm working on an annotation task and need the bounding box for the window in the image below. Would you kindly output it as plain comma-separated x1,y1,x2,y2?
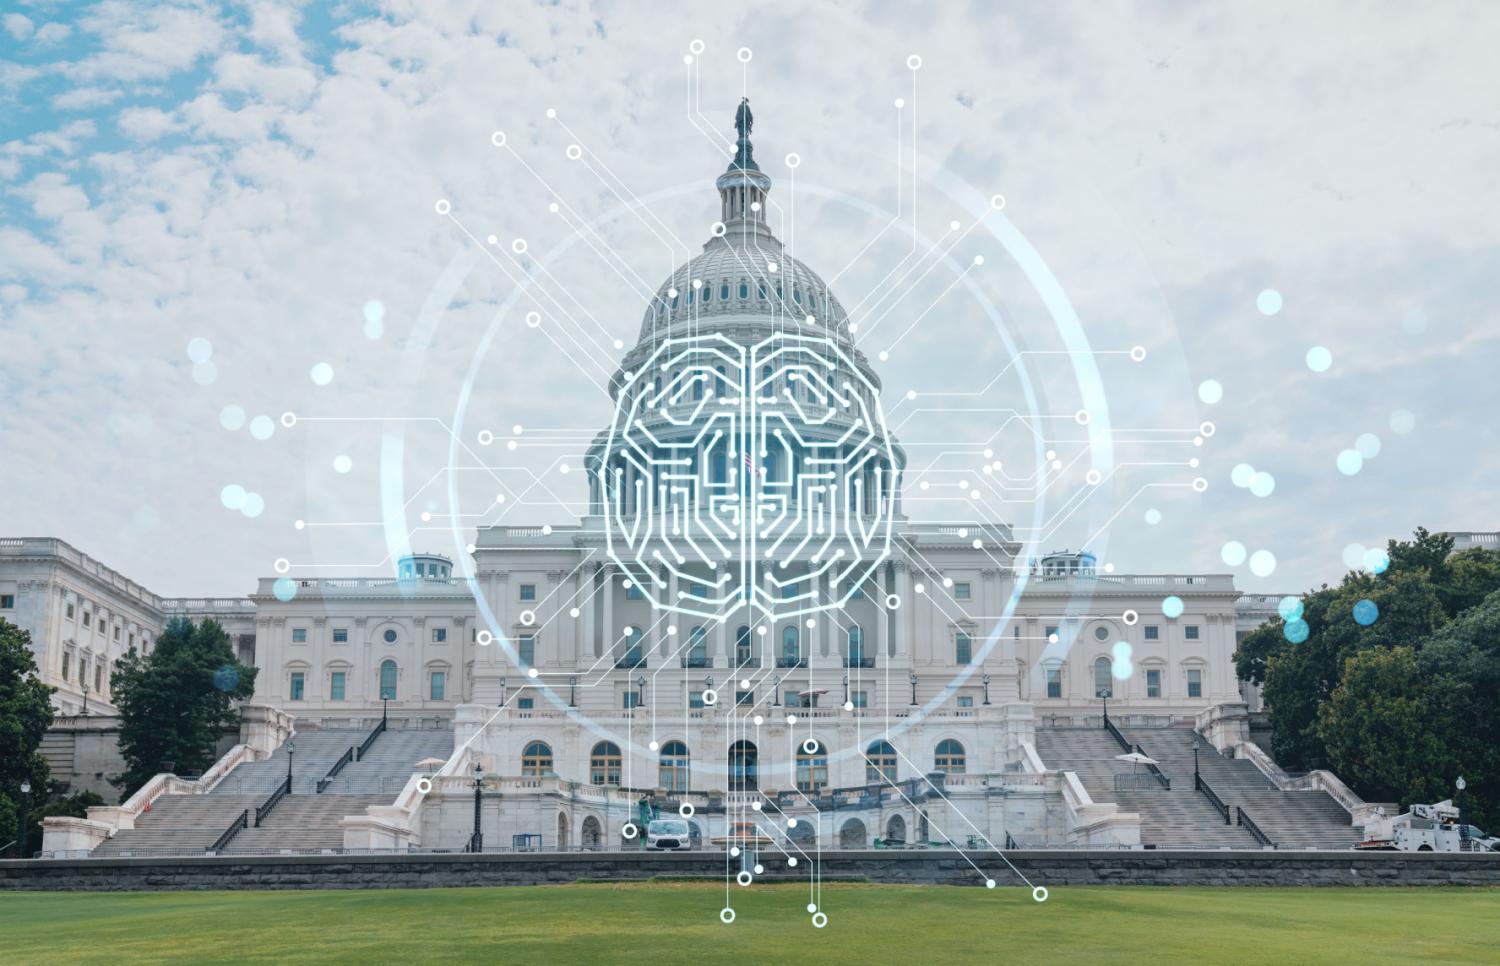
383,629,398,644
518,634,535,666
735,625,753,666
113,625,120,640
847,624,865,664
1185,625,1200,640
796,740,828,792
623,690,642,709
590,741,622,785
729,739,758,791
518,697,534,710
954,582,971,600
852,690,868,708
1187,668,1203,698
690,582,707,597
626,582,644,600
1044,625,1058,641
1144,625,1160,641
735,690,754,706
1094,626,1110,641
934,739,966,775
330,671,346,701
659,740,690,791
379,659,397,700
519,584,536,601
957,694,974,708
333,628,349,643
432,628,447,643
292,628,308,643
1046,668,1062,699
687,626,708,666
61,652,71,681
82,611,91,628
781,625,800,664
0,594,14,609
95,664,103,692
866,740,897,783
290,671,305,701
720,283,729,301
1094,656,1112,697
522,741,553,776
66,602,75,620
688,693,705,710
1146,668,1161,698
739,281,749,299
430,671,446,700
782,582,800,599
955,631,972,665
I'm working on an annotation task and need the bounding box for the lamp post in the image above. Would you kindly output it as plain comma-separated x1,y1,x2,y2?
499,676,507,707
471,761,485,853
382,696,388,727
1456,776,1468,849
15,780,31,858
1101,688,1111,728
909,673,918,706
636,674,647,708
1192,739,1201,785
569,676,578,707
285,738,296,794
772,675,782,706
81,682,90,717
842,674,849,705
982,673,991,706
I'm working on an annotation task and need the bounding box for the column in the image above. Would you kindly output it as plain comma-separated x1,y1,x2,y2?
601,564,615,661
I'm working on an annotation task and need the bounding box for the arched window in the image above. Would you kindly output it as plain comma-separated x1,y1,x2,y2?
847,624,865,665
781,625,800,665
796,739,828,792
659,740,690,791
590,741,622,786
522,740,553,776
735,625,752,667
729,739,758,791
934,739,966,775
739,281,749,299
720,282,729,301
865,739,897,784
1094,656,1112,697
693,373,704,401
379,659,397,700
793,287,802,304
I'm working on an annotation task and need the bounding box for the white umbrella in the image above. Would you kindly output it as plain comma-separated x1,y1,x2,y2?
415,756,447,769
797,688,830,698
1115,752,1158,766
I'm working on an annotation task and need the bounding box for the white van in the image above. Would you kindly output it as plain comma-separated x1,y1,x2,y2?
645,819,696,851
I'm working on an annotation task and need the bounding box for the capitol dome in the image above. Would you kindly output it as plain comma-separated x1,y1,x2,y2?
626,99,858,357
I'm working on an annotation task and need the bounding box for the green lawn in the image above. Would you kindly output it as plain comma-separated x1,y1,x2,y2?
3,883,1498,965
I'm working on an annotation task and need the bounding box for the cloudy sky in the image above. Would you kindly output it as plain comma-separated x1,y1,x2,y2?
2,1,1497,599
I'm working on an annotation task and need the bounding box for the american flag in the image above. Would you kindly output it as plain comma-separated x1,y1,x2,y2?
743,452,764,477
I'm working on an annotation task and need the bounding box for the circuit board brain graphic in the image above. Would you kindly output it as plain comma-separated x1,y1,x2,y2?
601,332,897,620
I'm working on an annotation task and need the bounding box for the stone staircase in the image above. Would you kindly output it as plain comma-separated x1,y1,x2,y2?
92,794,262,856
1123,725,1360,850
1032,728,1138,801
313,727,453,795
208,728,370,796
223,794,389,853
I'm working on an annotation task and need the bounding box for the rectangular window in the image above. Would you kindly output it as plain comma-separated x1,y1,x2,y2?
626,583,644,600
519,583,536,601
1144,625,1160,641
432,627,447,643
62,652,71,681
954,582,971,600
66,602,75,620
784,690,802,708
958,695,974,708
782,582,800,599
330,671,346,701
0,594,13,609
1187,669,1203,698
518,697,534,710
955,632,972,665
518,634,535,666
1044,625,1058,641
82,611,91,628
1046,669,1062,699
852,690,868,709
1185,625,1200,640
690,582,707,597
292,628,307,643
689,693,706,710
128,633,135,649
95,664,102,692
848,583,865,599
430,671,446,701
1146,669,1161,698
290,672,305,701
333,628,349,643
623,690,642,709
736,690,754,706
113,625,120,640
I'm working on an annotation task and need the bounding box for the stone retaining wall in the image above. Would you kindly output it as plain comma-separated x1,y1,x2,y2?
2,850,1498,892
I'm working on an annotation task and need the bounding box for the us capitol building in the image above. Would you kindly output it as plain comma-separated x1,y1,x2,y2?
12,106,1443,857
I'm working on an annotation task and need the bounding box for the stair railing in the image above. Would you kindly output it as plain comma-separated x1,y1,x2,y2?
1135,744,1171,789
317,747,356,793
1004,831,1017,850
1104,717,1132,753
356,716,388,761
1237,806,1276,848
255,774,292,827
1195,774,1231,824
207,809,249,852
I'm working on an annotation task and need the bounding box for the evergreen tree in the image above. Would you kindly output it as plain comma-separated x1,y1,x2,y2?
112,617,256,798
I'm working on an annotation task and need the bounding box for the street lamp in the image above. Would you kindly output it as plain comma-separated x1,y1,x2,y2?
909,673,918,706
285,739,296,794
636,674,647,708
1456,776,1468,849
81,682,90,716
15,780,31,858
842,674,849,705
471,761,485,853
569,675,578,707
499,676,507,706
1192,739,1201,784
1101,687,1111,727
772,675,782,706
982,673,991,706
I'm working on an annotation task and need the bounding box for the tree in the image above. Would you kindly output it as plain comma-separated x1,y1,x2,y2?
112,617,256,798
0,618,54,851
20,790,105,856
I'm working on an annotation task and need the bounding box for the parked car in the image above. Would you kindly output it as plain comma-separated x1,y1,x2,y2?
645,819,696,851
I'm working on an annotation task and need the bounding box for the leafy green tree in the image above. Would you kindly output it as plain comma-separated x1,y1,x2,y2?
0,618,54,850
19,790,105,856
112,617,256,798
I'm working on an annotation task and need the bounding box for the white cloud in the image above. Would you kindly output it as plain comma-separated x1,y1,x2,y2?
4,13,33,40
117,105,183,141
51,87,126,111
35,22,72,44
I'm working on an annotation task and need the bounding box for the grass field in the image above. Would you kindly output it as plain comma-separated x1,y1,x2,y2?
3,883,1498,965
